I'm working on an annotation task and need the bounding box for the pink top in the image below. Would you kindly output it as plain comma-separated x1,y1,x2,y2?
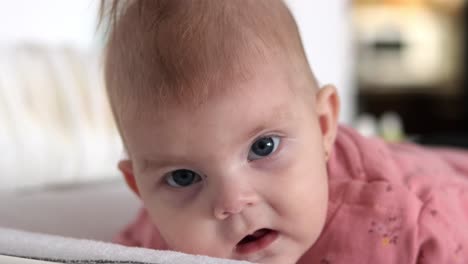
114,126,468,262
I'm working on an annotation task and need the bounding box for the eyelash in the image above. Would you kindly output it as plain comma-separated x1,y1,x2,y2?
158,134,285,188
247,134,283,161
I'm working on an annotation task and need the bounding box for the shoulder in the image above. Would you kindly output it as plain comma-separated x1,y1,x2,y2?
314,125,468,262
328,125,468,203
113,208,167,250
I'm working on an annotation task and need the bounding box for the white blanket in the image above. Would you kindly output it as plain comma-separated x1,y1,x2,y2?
0,228,251,264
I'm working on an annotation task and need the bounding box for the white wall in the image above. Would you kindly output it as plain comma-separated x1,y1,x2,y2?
0,0,355,122
0,0,356,123
287,0,355,123
0,0,98,49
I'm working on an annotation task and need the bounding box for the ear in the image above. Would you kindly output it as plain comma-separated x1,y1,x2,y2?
315,85,340,158
118,159,140,198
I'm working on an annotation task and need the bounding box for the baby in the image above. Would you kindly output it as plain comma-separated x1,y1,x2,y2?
100,0,468,263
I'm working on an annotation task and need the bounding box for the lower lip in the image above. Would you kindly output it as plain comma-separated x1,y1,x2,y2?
235,230,279,255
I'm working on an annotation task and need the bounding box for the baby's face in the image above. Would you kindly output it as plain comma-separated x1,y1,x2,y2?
121,64,336,264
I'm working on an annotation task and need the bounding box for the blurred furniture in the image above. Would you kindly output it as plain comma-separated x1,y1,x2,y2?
0,46,137,242
0,180,139,242
0,46,122,191
353,1,468,148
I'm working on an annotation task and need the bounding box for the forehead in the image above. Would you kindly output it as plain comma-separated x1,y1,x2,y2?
122,63,314,159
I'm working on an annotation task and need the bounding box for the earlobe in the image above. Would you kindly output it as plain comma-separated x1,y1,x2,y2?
315,85,340,157
118,160,140,198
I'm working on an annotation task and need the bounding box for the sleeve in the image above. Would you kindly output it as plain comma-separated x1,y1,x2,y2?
112,208,168,250
303,180,468,263
415,193,468,263
432,147,468,175
411,147,468,263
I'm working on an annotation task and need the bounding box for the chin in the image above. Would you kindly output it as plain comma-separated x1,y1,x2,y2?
236,249,300,264
255,255,299,264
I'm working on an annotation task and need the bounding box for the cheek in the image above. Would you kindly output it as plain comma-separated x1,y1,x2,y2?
269,167,328,247
288,143,329,212
270,158,328,215
269,135,328,194
265,140,329,236
145,206,224,255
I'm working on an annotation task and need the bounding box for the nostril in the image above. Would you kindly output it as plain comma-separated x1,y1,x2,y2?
213,190,259,219
214,207,235,219
221,211,230,217
214,205,244,219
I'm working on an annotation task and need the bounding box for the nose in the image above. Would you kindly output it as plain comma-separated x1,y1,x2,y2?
212,178,260,220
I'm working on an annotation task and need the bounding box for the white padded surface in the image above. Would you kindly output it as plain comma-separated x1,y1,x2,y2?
0,228,250,264
0,179,139,242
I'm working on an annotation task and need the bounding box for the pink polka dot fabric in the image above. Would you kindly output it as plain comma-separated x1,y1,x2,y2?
305,126,468,263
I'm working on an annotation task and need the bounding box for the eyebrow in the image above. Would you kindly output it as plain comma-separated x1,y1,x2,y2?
140,155,189,175
243,104,295,138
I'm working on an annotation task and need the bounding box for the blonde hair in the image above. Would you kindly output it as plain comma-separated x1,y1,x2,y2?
99,0,313,129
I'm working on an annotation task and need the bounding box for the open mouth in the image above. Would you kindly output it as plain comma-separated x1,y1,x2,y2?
235,228,278,254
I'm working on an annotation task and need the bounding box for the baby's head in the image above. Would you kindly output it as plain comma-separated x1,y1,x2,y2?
101,0,340,263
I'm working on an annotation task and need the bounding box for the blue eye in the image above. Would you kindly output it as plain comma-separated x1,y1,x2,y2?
165,169,202,188
248,136,281,161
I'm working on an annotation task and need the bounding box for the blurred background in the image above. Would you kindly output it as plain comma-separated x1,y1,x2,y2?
0,1,121,191
352,0,468,147
0,0,466,240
